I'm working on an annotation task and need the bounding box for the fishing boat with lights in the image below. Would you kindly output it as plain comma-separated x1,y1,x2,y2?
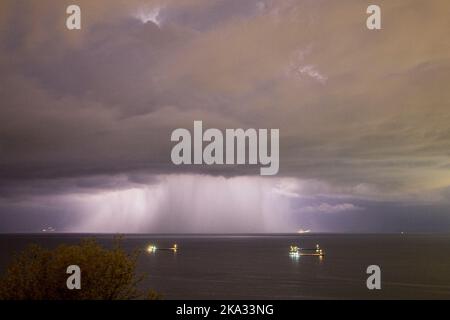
289,244,324,257
147,243,178,253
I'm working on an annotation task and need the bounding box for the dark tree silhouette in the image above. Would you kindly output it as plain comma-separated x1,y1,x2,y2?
0,238,160,300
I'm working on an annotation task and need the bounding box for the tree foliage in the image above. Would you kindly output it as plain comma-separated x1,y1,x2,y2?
0,238,160,300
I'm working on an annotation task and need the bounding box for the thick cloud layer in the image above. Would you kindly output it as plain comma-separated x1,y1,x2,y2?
0,0,450,232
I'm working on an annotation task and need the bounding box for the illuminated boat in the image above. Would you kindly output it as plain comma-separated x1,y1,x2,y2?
147,245,157,253
289,244,324,257
289,245,300,257
146,243,178,253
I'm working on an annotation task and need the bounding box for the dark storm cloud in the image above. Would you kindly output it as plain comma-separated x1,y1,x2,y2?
0,0,450,232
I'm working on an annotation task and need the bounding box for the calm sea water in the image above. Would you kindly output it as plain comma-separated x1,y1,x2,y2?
0,234,449,299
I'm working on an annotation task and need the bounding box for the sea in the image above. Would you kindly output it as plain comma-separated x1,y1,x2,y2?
0,233,449,299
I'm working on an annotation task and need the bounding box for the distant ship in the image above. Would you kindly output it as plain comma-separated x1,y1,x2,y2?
147,243,178,253
41,226,56,232
289,244,324,257
297,229,311,234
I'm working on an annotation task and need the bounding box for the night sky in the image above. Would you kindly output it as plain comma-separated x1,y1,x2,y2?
0,0,450,233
